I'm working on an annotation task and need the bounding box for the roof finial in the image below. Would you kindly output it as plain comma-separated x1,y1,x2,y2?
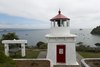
58,8,61,14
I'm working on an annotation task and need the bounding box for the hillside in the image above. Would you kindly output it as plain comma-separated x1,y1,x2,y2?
91,26,100,35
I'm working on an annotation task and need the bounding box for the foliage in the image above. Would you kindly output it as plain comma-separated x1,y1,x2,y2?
76,44,100,53
0,42,17,67
36,41,45,48
39,44,47,49
36,41,47,49
77,42,83,45
78,51,100,58
1,32,19,41
91,26,100,35
0,45,17,67
76,44,87,51
0,44,4,52
95,43,100,47
0,32,20,49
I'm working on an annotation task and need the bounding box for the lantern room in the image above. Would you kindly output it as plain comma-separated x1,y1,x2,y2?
50,10,70,28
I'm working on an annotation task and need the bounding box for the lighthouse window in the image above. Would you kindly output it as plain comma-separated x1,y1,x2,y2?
57,20,61,27
59,49,63,54
67,22,69,27
57,20,64,27
61,21,64,27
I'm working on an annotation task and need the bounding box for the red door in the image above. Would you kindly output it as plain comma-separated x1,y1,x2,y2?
56,45,66,63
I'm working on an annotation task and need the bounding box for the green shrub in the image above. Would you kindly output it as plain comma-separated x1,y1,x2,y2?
39,44,47,49
76,45,87,51
36,41,45,48
76,44,100,53
0,45,17,67
36,41,47,49
77,42,83,45
1,32,19,40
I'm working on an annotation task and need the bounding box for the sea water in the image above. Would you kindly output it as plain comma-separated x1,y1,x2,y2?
0,28,100,47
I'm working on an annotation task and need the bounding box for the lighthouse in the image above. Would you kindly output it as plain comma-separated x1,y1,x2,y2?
46,10,78,66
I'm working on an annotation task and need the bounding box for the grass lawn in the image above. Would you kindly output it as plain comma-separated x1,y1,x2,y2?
10,49,40,58
78,51,100,58
25,49,40,58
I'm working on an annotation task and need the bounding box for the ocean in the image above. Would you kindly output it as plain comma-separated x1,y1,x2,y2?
0,28,100,47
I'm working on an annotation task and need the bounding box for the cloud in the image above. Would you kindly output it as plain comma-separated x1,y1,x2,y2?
0,23,50,29
0,0,100,28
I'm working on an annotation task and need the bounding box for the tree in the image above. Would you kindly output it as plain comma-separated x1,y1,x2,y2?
36,41,45,48
77,42,83,45
36,41,47,49
0,32,19,41
0,32,19,49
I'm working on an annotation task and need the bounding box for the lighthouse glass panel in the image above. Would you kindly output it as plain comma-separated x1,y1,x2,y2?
67,21,69,27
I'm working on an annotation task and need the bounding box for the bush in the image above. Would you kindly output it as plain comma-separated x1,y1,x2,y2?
0,45,17,67
76,44,100,53
76,45,87,51
39,44,47,49
77,42,83,45
0,32,19,44
1,32,19,40
36,41,45,48
36,41,47,49
0,51,17,67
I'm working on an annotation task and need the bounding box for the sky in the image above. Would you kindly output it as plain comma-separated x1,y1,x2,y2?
0,0,100,29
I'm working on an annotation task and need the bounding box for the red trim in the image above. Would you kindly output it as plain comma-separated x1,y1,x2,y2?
50,11,70,21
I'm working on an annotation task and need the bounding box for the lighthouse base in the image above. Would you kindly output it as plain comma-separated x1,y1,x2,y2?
51,61,79,67
47,42,78,66
56,61,79,65
54,63,79,67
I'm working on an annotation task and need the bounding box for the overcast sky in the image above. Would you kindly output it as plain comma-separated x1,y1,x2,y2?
0,0,100,29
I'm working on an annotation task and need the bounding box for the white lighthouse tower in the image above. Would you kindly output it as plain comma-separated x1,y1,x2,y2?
46,10,78,66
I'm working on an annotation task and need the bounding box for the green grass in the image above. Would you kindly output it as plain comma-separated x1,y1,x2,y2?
0,52,16,67
0,44,40,67
25,49,40,58
10,49,40,58
78,51,100,58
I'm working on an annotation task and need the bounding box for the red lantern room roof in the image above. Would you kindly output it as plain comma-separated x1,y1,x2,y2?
50,10,70,21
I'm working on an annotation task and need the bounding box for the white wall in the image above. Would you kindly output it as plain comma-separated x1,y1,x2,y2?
46,37,75,43
50,27,70,36
66,43,77,65
47,42,77,65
